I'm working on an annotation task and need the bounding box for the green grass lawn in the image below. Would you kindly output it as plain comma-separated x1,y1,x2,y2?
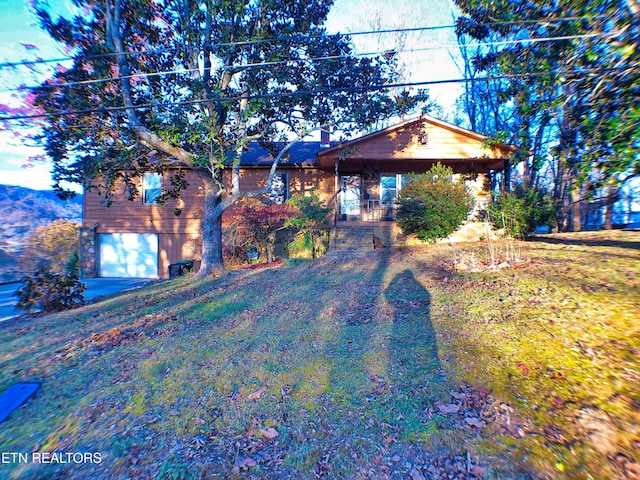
1,231,638,479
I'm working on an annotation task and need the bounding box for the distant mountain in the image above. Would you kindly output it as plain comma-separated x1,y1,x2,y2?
0,185,82,282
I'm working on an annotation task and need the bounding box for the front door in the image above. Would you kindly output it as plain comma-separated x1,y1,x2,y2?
340,175,361,219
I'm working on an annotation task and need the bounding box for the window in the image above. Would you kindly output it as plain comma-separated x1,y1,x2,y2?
380,175,397,206
269,172,289,204
380,174,409,206
143,172,162,205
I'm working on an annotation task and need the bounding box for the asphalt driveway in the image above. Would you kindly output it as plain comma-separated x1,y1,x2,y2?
0,277,154,323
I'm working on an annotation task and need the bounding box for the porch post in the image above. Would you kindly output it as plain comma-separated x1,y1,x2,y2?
334,158,339,227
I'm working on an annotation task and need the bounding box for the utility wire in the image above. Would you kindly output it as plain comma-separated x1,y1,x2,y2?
0,13,613,70
1,65,636,122
0,31,617,94
0,24,455,70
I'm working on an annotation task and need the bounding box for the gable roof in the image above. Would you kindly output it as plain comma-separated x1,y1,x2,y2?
316,115,515,169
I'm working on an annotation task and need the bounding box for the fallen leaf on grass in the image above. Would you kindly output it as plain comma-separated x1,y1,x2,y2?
544,424,567,444
383,432,397,445
410,467,426,480
260,427,279,439
470,465,485,477
314,451,332,477
546,368,566,380
194,435,207,448
254,449,274,464
516,362,530,375
450,391,467,401
247,386,268,401
438,403,461,414
280,384,293,397
464,417,486,428
232,455,257,474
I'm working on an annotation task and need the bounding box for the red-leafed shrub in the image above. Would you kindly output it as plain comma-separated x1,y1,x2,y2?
223,199,295,265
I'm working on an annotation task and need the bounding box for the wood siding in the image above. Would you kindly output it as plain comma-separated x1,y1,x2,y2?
318,117,513,169
84,169,205,235
351,122,494,160
158,232,202,277
234,168,334,202
82,117,514,278
83,167,334,278
84,168,334,233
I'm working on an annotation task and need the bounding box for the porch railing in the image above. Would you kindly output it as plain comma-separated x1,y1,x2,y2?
340,199,398,222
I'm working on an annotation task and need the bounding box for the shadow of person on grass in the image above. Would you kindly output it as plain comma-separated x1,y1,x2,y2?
384,269,442,386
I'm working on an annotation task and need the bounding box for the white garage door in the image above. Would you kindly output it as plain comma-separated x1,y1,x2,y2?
99,233,159,278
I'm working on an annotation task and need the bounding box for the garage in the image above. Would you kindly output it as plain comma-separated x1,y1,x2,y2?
98,233,159,278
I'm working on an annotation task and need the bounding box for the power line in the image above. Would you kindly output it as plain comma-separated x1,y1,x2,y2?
1,65,635,122
0,24,458,70
0,13,613,70
0,30,616,95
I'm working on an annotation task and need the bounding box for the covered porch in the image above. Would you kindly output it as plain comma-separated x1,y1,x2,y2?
317,115,514,233
332,167,495,226
318,116,515,238
336,172,401,223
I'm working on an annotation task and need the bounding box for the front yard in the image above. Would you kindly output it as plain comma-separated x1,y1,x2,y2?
1,231,638,479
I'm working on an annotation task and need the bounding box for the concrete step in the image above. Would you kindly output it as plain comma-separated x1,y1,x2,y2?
333,232,371,240
329,227,375,250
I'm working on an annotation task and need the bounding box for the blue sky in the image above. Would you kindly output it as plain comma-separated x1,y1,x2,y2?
0,0,76,190
0,0,460,191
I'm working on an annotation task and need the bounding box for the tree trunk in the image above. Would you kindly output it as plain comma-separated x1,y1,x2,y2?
602,187,619,230
569,187,582,232
199,175,224,275
554,160,572,232
503,160,512,193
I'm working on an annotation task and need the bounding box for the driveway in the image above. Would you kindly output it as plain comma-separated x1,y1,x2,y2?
0,277,154,323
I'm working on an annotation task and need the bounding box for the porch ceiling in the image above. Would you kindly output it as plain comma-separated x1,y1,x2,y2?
321,156,505,173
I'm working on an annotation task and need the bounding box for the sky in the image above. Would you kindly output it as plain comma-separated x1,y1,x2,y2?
0,0,77,190
0,0,462,191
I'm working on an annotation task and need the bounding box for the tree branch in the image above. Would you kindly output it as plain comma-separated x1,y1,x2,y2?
106,0,193,164
210,129,315,220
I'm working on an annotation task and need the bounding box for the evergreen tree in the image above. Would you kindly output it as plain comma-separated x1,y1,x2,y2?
454,0,639,231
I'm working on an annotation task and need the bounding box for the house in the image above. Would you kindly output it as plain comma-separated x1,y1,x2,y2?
79,116,515,278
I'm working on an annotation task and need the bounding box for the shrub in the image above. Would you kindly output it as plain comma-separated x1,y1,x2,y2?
285,190,332,258
396,163,474,242
15,267,85,313
222,199,294,264
489,192,527,238
490,185,555,238
516,185,556,233
19,219,80,274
